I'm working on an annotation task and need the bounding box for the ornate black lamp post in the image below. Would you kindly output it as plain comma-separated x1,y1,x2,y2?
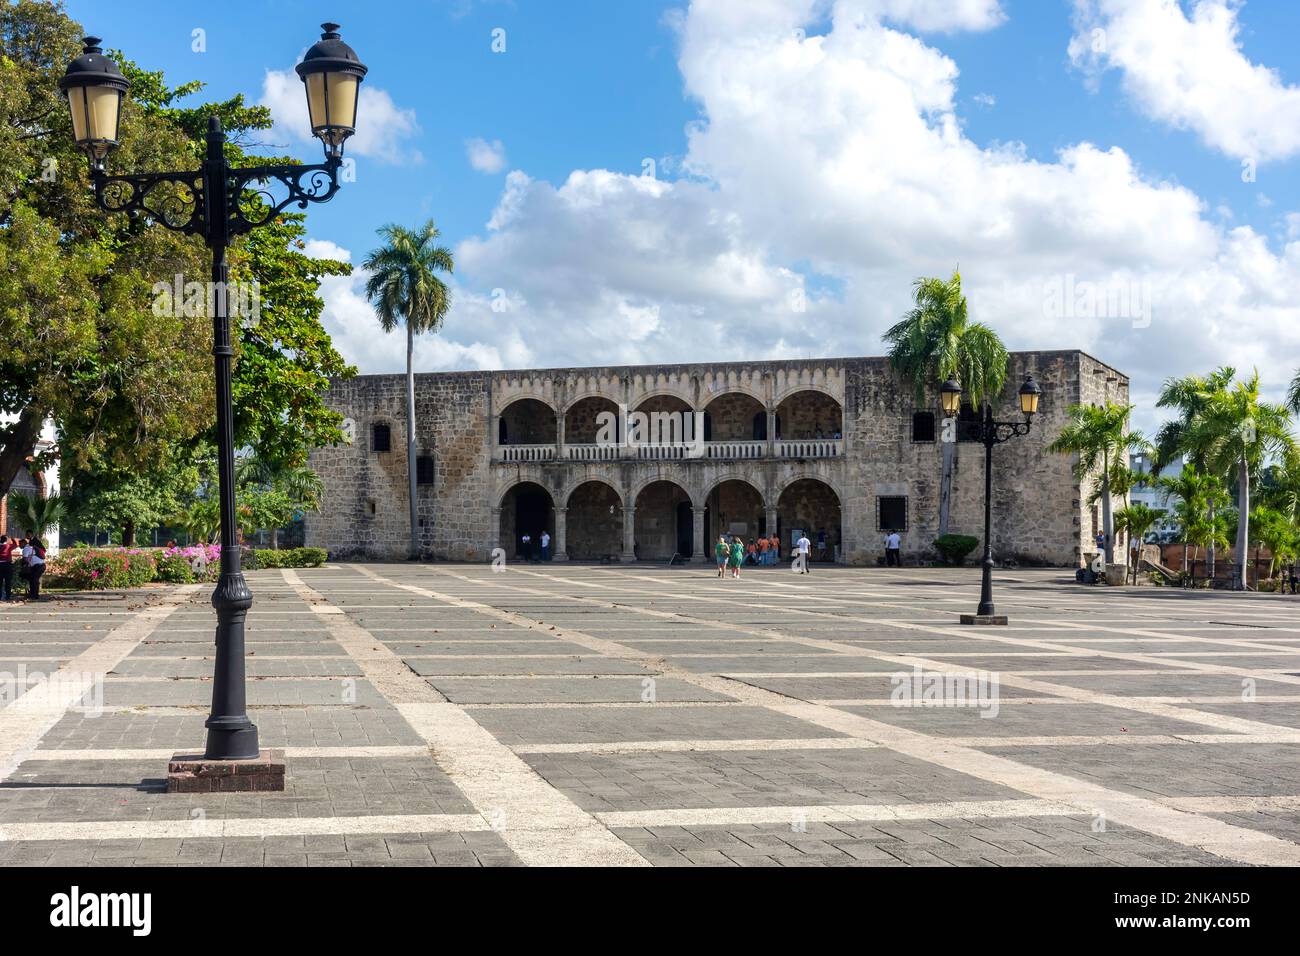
941,375,1043,625
61,26,366,767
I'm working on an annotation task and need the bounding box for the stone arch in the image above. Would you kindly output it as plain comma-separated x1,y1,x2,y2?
777,477,843,563
632,478,694,560
774,389,843,440
498,397,557,445
564,395,621,445
703,391,767,442
564,479,624,560
703,477,767,550
498,480,556,558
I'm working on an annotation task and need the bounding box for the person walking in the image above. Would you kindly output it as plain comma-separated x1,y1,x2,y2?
884,529,902,567
540,530,551,562
795,531,811,573
715,535,729,578
0,535,13,601
23,531,46,601
730,537,745,579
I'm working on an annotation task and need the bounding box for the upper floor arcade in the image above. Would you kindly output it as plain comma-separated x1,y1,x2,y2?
489,359,847,464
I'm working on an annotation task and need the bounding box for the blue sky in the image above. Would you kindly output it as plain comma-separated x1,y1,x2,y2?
62,1,1300,429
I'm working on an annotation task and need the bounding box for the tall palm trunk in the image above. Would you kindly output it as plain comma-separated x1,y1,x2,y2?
406,322,419,560
1100,449,1114,564
1234,457,1249,590
938,436,955,536
1207,503,1216,581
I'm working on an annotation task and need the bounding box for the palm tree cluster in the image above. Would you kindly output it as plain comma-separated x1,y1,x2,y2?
1153,368,1297,590
887,271,1300,591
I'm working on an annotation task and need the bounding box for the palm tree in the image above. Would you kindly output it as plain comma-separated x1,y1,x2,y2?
362,221,455,559
1251,506,1299,584
1287,368,1300,419
1155,368,1235,579
6,492,66,539
1113,502,1160,584
1158,467,1220,574
884,270,1008,536
1181,371,1294,589
1048,403,1146,564
235,456,324,549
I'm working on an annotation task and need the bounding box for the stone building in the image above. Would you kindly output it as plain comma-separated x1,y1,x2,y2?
306,350,1127,567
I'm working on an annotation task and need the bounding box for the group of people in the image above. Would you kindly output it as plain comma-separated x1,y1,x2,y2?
714,532,803,577
517,530,552,562
0,531,47,602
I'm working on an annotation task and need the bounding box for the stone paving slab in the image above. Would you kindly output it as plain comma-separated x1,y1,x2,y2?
4,564,1300,867
521,748,1026,812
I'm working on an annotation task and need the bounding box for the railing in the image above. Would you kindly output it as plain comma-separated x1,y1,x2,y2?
565,444,620,461
499,443,557,462
637,443,700,460
705,440,766,459
775,439,841,458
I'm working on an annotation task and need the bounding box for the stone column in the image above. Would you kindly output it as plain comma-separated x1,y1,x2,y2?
766,408,777,457
553,507,568,561
693,506,708,562
621,506,637,562
555,412,566,461
766,506,779,562
490,507,502,560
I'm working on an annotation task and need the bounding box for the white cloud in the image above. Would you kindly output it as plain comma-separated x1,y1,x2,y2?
260,69,421,163
304,239,516,373
1069,0,1300,163
316,0,1300,436
465,137,508,174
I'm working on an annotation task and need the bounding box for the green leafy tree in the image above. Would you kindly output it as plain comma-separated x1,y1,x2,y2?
363,221,455,559
0,2,212,495
1178,371,1295,589
1048,402,1147,564
1251,507,1299,581
884,269,1008,536
67,459,198,545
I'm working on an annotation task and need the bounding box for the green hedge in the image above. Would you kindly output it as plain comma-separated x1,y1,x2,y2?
247,547,327,570
933,534,980,566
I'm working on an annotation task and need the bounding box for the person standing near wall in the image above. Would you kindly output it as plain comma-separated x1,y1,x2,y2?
884,530,901,567
0,535,13,601
23,530,45,601
541,530,551,562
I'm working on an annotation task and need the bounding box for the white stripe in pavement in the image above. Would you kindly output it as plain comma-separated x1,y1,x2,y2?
381,565,1300,866
0,813,487,843
282,570,647,867
21,745,431,761
0,586,204,783
596,800,1083,828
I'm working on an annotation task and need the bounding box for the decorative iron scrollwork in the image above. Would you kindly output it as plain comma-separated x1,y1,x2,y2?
94,170,206,235
228,160,341,236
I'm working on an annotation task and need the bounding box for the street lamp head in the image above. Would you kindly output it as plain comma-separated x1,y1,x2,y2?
295,23,368,160
1019,374,1042,417
59,37,130,169
939,378,963,416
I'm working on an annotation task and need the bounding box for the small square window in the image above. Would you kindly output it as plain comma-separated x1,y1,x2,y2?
416,456,435,486
911,412,935,442
372,423,392,453
877,496,908,532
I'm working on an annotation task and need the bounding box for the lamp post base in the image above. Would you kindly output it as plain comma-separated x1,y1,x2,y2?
960,614,1008,626
167,750,286,793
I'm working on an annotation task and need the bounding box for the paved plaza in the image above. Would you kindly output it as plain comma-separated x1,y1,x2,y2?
1,563,1299,867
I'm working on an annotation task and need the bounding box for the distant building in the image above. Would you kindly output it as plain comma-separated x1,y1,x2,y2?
0,417,60,554
309,350,1128,567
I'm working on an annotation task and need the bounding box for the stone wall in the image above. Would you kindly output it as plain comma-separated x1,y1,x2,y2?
307,351,1126,567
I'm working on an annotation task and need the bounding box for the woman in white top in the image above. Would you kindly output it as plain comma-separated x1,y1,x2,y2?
23,534,46,601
